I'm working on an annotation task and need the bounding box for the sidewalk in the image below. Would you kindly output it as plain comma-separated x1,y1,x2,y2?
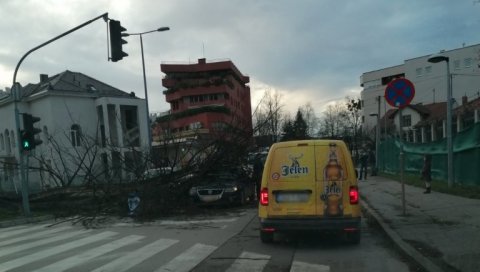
359,175,480,272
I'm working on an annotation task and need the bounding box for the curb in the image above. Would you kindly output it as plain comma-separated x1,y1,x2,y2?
360,199,444,272
0,215,54,228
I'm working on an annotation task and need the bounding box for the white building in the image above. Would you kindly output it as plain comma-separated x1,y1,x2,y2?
361,43,480,136
0,70,149,193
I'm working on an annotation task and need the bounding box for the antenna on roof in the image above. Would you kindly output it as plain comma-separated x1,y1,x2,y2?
202,42,205,58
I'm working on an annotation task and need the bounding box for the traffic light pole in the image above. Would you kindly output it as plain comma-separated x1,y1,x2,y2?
13,83,30,216
12,12,109,217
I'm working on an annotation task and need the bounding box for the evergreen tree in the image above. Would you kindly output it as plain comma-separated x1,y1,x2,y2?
293,110,308,139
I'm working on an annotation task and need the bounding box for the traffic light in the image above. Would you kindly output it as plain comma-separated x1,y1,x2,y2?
109,19,128,62
21,114,43,151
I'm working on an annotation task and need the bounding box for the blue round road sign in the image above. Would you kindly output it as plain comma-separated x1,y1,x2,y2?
384,78,415,108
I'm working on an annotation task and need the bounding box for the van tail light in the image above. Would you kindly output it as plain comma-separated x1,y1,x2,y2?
349,186,359,204
260,188,269,206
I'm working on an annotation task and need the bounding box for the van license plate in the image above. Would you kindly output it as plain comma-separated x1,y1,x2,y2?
276,192,309,203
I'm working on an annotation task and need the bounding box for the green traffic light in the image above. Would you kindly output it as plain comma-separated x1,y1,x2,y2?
23,141,30,149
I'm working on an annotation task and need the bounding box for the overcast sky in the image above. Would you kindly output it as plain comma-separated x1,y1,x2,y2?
1,0,479,117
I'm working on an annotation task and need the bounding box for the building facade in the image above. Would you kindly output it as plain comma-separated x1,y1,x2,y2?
361,43,480,138
154,58,252,141
0,71,149,193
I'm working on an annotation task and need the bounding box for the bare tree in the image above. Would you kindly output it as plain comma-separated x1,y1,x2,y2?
253,89,285,143
300,103,319,137
318,103,349,138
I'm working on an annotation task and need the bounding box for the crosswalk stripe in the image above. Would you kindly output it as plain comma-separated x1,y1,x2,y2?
154,243,217,272
0,231,117,272
225,251,271,272
0,224,49,239
290,261,330,272
0,229,91,258
0,226,72,247
33,235,145,272
91,238,179,272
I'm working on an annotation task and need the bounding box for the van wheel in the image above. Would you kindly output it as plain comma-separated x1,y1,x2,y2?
345,230,361,244
260,230,274,243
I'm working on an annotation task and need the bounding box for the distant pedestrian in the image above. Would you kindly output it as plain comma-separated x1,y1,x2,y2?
359,149,369,181
421,154,432,194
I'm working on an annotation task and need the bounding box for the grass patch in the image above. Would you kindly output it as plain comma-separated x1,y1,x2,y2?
380,172,480,199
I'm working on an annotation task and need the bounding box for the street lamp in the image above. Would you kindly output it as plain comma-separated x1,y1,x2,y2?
428,53,453,188
123,27,170,150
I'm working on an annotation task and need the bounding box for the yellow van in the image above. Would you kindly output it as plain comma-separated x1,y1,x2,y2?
258,140,361,243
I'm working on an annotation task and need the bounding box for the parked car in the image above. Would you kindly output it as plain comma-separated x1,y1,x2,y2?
188,168,256,206
143,166,181,179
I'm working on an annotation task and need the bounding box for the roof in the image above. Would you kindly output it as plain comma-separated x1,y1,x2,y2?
21,70,136,99
161,58,250,84
455,96,480,115
380,102,447,128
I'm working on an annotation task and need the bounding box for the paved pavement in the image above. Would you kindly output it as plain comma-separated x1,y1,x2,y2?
359,175,480,272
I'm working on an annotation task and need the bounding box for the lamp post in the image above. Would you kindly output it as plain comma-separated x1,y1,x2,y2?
123,27,170,150
428,53,453,188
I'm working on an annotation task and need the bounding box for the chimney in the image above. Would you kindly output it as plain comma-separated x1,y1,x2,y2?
462,96,468,106
40,74,49,83
198,58,206,64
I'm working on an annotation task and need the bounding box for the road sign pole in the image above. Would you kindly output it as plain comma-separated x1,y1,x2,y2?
399,108,406,216
385,78,415,217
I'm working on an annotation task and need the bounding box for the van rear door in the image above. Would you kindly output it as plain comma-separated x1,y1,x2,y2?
314,142,350,217
266,143,316,217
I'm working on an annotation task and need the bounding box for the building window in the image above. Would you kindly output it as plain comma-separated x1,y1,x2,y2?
10,130,15,149
416,68,423,77
454,59,461,70
212,122,227,131
402,115,411,127
425,66,432,74
189,122,202,129
43,126,49,143
0,133,3,151
71,124,82,147
5,130,11,154
464,58,472,68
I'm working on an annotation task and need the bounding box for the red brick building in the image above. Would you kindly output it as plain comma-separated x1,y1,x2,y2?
154,58,252,142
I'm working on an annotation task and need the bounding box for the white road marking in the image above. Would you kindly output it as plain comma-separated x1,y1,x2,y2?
0,224,49,239
158,218,239,226
155,243,217,272
0,229,91,258
0,231,117,272
0,226,72,247
290,261,330,272
91,238,179,272
112,218,239,227
226,251,271,272
33,235,144,272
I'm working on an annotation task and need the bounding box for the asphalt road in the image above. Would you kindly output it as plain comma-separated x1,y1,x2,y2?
0,205,417,272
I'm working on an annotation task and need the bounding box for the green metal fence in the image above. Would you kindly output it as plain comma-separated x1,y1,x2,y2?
378,122,480,186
